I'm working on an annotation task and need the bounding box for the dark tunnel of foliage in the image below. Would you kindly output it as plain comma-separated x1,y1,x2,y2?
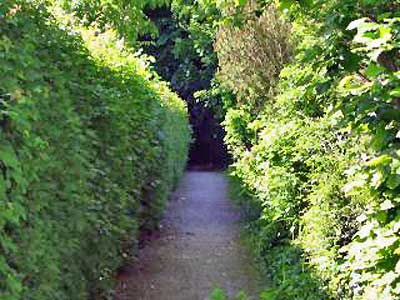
142,6,229,169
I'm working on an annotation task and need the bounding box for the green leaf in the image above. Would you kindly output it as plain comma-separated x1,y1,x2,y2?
0,145,19,169
210,287,228,300
277,0,296,11
361,0,380,5
0,178,6,197
235,0,248,7
389,88,400,98
386,175,400,190
366,155,392,167
364,63,384,78
338,75,372,95
259,289,278,300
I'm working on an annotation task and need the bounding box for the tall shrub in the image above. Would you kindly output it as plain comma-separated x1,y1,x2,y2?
215,2,292,112
218,1,400,299
0,2,190,300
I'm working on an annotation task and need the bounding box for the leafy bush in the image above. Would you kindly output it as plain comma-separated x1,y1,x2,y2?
0,2,189,300
59,0,168,44
215,2,292,111
218,1,400,299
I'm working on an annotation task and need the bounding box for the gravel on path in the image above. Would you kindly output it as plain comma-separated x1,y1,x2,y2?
117,171,261,300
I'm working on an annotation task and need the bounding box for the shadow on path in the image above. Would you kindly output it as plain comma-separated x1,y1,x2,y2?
117,171,260,300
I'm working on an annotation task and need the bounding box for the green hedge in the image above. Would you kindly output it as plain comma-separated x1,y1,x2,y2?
0,2,189,300
219,1,400,300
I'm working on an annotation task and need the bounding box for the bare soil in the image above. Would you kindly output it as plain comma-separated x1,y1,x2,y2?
117,171,260,300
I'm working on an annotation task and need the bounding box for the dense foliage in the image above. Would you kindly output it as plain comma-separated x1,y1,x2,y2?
2,0,400,299
60,0,169,44
214,0,400,299
0,1,189,299
215,3,292,110
142,2,228,167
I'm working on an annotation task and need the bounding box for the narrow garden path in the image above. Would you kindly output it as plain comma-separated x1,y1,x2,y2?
117,171,260,300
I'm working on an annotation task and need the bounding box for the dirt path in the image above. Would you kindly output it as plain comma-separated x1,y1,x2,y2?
118,171,260,300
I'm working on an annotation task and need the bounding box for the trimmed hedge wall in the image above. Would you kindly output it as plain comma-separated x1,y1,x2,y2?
0,2,190,300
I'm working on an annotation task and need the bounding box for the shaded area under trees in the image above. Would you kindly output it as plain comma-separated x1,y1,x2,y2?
142,7,228,169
